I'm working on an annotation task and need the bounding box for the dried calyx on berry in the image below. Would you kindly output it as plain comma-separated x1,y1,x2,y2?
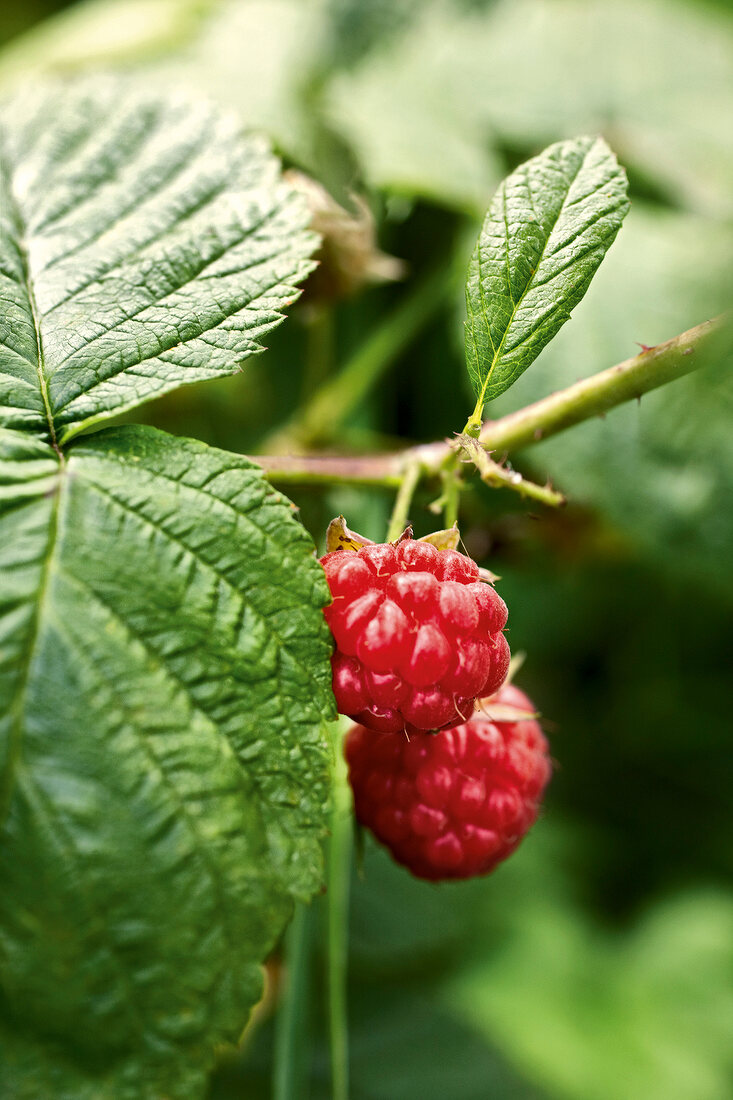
345,683,551,882
320,519,510,734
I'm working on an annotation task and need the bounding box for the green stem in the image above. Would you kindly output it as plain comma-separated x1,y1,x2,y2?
273,903,313,1100
386,458,422,541
254,317,720,488
301,307,335,400
252,452,403,488
456,435,566,507
327,725,352,1100
265,266,450,452
479,319,720,453
440,456,461,528
476,462,566,507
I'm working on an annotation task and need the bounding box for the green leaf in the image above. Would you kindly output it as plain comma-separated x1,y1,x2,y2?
464,136,629,417
0,0,215,89
486,204,733,601
0,75,317,445
325,4,503,211
323,0,733,219
465,0,733,220
0,424,334,1098
442,887,733,1100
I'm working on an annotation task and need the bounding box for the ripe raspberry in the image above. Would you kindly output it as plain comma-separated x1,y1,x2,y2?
321,537,509,733
344,683,551,881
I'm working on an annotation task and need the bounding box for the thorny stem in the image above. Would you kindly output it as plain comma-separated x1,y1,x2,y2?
456,434,566,507
254,319,722,498
473,461,566,508
257,452,402,487
478,319,721,453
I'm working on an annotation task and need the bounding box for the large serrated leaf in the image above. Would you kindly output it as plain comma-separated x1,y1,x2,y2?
0,75,317,445
0,425,333,1098
464,136,629,414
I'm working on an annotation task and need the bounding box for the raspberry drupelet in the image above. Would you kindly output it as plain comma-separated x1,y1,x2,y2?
320,537,510,734
344,683,551,881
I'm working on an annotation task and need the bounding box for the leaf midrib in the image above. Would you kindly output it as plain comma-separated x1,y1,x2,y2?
472,141,594,411
1,151,61,455
0,462,63,830
49,574,263,989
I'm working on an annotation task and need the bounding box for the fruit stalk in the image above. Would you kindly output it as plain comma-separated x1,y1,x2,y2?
386,458,422,541
327,727,352,1100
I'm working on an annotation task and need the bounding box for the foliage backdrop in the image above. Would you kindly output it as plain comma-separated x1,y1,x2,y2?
1,1,732,1098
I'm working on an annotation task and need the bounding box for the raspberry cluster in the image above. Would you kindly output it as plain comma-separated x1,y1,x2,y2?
345,684,551,881
321,538,510,734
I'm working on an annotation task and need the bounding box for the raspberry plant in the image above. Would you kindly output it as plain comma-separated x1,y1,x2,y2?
0,73,722,1100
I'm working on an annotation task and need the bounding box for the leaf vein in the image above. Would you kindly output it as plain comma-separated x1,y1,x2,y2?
0,463,62,829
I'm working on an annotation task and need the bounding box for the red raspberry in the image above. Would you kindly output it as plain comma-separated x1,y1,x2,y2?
344,683,551,881
321,538,510,733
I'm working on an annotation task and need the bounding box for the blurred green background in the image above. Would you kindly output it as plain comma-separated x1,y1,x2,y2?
2,1,732,1097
